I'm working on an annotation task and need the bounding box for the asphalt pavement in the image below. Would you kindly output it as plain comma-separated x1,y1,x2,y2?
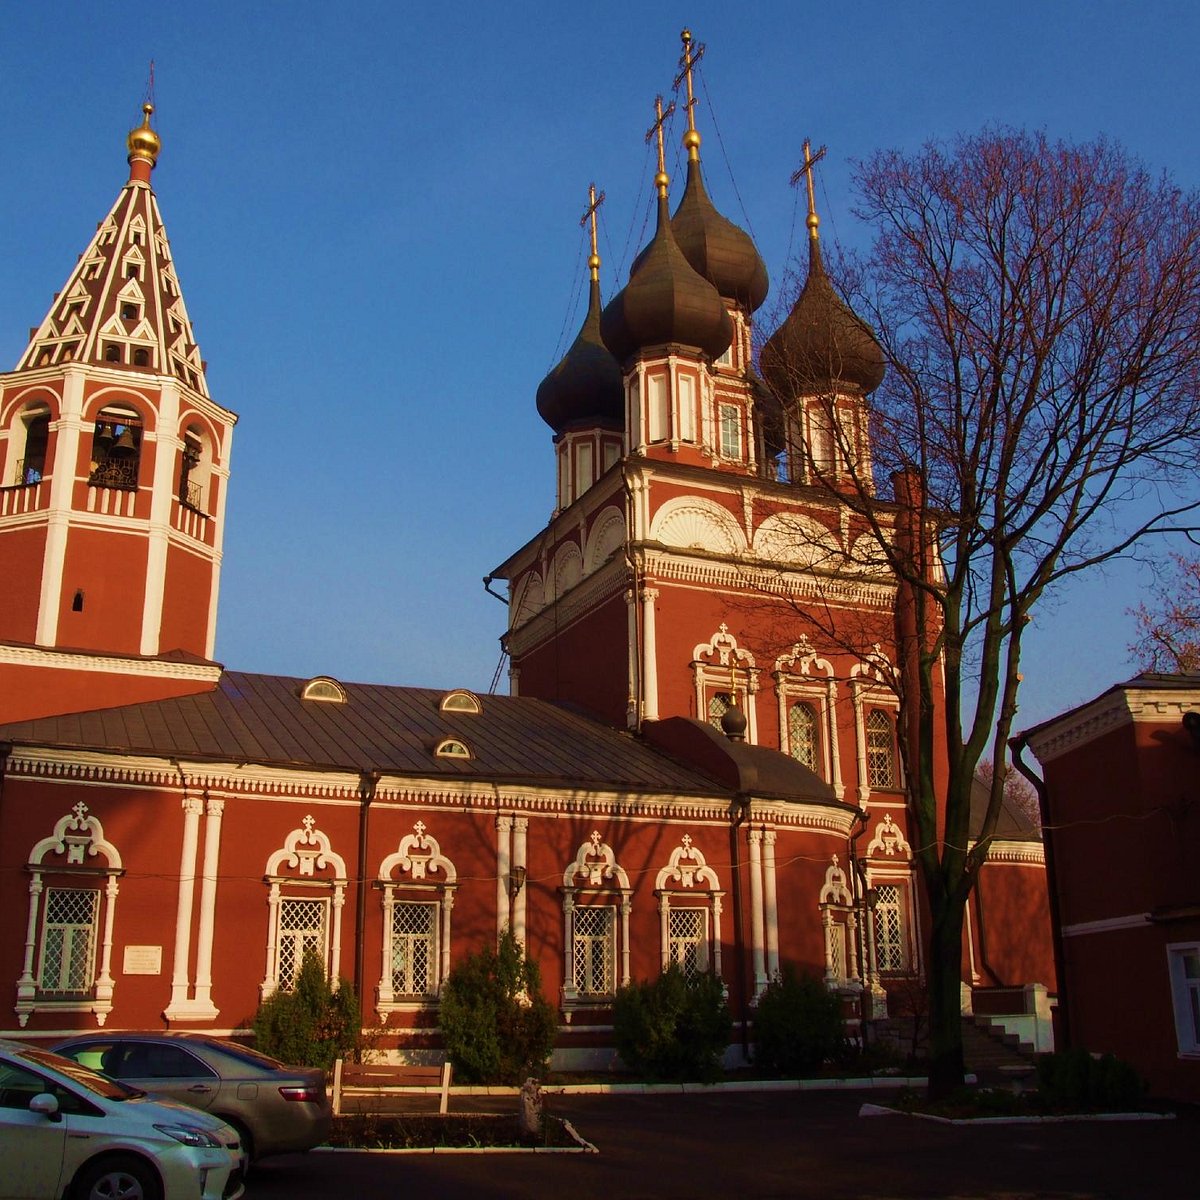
248,1089,1194,1199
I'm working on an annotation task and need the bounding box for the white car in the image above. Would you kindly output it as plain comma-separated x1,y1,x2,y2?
0,1039,244,1200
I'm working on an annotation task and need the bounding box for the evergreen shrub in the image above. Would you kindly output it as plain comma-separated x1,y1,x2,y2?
252,949,360,1070
438,928,557,1085
753,966,844,1075
1035,1048,1147,1111
612,964,732,1081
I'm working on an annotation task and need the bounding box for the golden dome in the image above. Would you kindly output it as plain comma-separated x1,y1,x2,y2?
127,103,161,167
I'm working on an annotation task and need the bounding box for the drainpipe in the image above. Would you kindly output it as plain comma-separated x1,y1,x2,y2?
729,792,751,1058
848,807,871,1031
1010,735,1070,1050
354,770,381,1003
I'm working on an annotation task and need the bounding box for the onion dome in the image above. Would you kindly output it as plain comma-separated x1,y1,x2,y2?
536,268,624,434
672,156,768,312
761,145,884,398
126,103,161,169
601,187,733,366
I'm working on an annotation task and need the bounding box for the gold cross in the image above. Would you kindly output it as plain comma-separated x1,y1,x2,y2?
790,140,828,238
579,182,606,280
674,28,706,156
645,94,676,188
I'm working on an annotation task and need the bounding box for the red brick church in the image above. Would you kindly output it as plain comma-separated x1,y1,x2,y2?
0,37,1054,1064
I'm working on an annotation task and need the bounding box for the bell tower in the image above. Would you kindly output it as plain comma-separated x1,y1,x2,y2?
0,104,237,664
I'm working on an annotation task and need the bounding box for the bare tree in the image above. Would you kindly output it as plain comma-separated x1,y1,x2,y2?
770,129,1200,1097
1128,552,1200,671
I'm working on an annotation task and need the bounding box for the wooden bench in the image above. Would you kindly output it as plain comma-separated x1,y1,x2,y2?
331,1059,453,1116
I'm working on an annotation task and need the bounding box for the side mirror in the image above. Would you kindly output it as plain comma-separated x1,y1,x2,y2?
29,1093,61,1123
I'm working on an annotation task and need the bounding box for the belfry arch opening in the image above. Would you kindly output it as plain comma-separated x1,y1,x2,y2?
6,403,51,486
88,405,143,491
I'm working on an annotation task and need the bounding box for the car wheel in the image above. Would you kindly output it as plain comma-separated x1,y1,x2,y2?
74,1155,162,1200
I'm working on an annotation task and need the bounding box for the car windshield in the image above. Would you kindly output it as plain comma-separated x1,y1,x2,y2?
17,1046,134,1101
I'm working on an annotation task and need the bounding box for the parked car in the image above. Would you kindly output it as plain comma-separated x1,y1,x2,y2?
53,1033,332,1162
0,1038,242,1200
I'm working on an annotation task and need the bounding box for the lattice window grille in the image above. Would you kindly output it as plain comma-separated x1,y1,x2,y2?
873,885,907,971
391,902,437,996
668,909,707,979
789,701,819,769
278,898,327,991
38,888,99,994
573,906,615,995
707,692,731,728
829,922,846,981
866,709,896,788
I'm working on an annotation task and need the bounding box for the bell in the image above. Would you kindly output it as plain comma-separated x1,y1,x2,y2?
109,427,138,458
94,422,115,450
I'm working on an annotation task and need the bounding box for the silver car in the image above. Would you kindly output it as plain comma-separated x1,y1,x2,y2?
54,1033,331,1163
0,1039,242,1200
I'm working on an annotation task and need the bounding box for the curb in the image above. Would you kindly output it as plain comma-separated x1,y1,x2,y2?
858,1102,1177,1125
456,1075,934,1097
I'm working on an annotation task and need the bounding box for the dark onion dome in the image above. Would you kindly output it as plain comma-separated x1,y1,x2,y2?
760,230,885,399
672,154,768,312
536,268,624,433
601,188,733,366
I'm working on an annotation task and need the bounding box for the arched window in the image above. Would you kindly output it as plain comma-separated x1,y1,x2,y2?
562,833,631,1007
177,426,210,512
655,836,723,982
88,406,142,491
9,406,50,485
788,701,819,770
865,709,896,789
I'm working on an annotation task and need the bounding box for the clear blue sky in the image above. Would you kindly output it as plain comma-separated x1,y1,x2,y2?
3,2,1198,730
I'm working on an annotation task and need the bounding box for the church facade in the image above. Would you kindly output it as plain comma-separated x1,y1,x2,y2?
0,38,1053,1064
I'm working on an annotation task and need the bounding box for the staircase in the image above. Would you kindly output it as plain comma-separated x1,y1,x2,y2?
962,1016,1037,1083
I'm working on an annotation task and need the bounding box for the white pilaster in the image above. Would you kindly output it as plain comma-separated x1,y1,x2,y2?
763,830,779,979
641,586,659,721
165,796,202,1017
496,814,513,938
747,829,766,995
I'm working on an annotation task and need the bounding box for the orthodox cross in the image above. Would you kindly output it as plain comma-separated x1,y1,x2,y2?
790,139,828,237
645,94,676,191
580,182,605,281
674,28,706,149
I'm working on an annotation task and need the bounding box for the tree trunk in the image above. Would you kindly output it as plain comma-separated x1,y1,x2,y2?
925,893,966,1100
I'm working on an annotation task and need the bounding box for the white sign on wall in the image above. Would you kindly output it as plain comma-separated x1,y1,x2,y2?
123,945,162,975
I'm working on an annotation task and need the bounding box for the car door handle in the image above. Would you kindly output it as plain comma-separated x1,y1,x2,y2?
186,1085,213,1093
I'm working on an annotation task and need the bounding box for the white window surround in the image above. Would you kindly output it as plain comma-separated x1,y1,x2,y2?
774,637,844,797
654,835,724,981
261,816,347,1000
376,821,457,1016
16,802,122,1028
561,833,631,1007
866,870,918,978
850,647,901,803
718,403,742,460
692,623,759,743
1167,942,1200,1057
818,855,859,988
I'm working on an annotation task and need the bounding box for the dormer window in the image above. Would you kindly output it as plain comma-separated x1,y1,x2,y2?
439,690,482,715
133,348,150,367
121,303,138,320
126,265,140,280
434,738,472,759
301,676,347,703
104,344,121,363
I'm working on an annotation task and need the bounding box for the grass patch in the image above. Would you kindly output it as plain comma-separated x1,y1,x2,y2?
328,1111,581,1150
890,1086,1170,1120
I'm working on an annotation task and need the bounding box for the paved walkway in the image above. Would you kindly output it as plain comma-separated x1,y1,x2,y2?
251,1089,1194,1199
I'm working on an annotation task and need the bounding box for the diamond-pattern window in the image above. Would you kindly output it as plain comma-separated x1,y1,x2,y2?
278,898,327,991
573,906,615,996
668,909,707,979
391,902,436,996
789,701,819,770
866,709,896,789
707,692,731,728
873,884,908,972
39,888,99,994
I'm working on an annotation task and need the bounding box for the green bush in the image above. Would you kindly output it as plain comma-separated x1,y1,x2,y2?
1035,1048,1147,1111
439,928,557,1085
753,966,844,1075
252,949,360,1070
613,964,732,1082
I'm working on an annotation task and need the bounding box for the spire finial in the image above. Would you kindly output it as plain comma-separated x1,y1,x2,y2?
675,28,706,162
126,100,162,180
645,94,675,198
790,139,828,242
580,183,606,283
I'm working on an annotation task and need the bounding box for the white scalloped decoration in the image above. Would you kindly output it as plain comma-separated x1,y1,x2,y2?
513,572,545,623
753,513,842,568
552,541,584,598
585,506,625,573
651,500,746,555
848,533,893,577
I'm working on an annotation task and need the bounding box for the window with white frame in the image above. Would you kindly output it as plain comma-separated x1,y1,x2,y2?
390,901,437,997
573,906,615,996
866,709,897,788
562,833,631,1007
872,883,909,972
38,888,99,994
668,909,708,978
276,897,328,991
719,404,741,459
788,701,820,770
1167,944,1200,1055
17,802,122,1028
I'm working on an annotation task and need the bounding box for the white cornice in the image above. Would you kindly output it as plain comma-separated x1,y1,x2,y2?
1025,682,1200,764
978,839,1045,866
0,643,220,683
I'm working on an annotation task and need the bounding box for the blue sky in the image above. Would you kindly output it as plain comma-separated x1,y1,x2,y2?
3,2,1198,729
